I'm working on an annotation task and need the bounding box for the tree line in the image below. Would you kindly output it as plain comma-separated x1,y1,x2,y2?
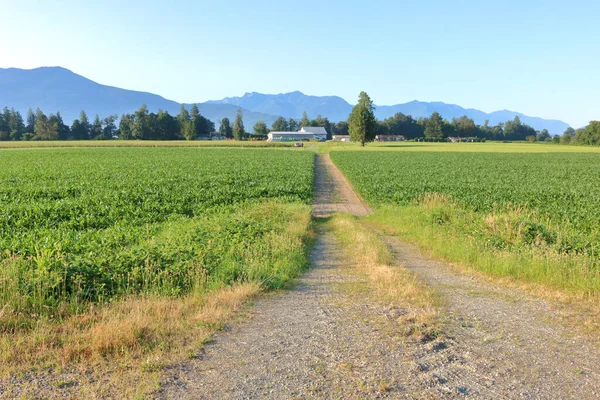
2,99,598,145
0,104,219,141
345,91,600,146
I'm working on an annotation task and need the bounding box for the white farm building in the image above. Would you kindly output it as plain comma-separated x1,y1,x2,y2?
299,127,327,141
267,126,328,142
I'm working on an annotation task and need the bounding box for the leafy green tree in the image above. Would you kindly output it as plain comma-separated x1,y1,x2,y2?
51,112,70,140
177,105,191,139
574,121,600,145
442,118,456,138
91,114,103,139
300,112,310,128
194,115,214,138
271,117,288,132
333,121,349,135
288,118,298,132
315,115,332,139
78,110,91,140
536,128,550,142
7,109,25,140
348,91,377,146
219,117,233,138
232,108,245,140
379,112,422,138
102,115,118,140
424,112,444,139
0,111,8,141
119,114,134,140
552,135,560,144
133,104,150,139
560,131,573,144
253,121,269,136
453,116,478,137
156,111,179,140
182,122,195,140
33,109,59,140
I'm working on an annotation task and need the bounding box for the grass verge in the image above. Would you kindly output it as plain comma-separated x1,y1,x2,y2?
328,213,441,341
0,203,314,398
363,195,600,334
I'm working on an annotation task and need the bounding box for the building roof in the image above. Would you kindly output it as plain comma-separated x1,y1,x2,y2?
300,127,327,134
269,132,314,136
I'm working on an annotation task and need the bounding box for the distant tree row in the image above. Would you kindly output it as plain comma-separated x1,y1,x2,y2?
344,91,600,146
375,112,540,141
0,104,218,141
0,107,117,141
2,100,599,145
119,104,215,140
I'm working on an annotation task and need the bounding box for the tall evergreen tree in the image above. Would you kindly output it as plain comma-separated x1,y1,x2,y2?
348,91,377,146
91,114,103,139
300,112,310,128
26,108,36,133
232,108,245,140
219,117,233,138
288,118,298,132
424,112,444,139
78,110,91,140
271,117,288,132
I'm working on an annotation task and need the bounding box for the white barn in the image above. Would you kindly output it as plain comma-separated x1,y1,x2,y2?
267,126,328,142
299,127,328,141
267,132,315,142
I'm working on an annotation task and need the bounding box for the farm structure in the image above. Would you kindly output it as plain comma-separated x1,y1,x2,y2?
333,135,351,142
448,137,479,143
375,135,405,142
268,126,327,142
299,126,328,141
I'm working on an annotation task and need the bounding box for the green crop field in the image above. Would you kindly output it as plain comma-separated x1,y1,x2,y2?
331,151,600,294
0,147,314,322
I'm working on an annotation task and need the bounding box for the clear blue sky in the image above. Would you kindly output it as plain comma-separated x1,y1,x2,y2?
1,0,598,127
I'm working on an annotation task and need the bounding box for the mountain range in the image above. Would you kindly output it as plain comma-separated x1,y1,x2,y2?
0,67,570,134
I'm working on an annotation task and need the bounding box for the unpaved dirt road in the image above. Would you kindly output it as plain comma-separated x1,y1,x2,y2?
158,152,600,399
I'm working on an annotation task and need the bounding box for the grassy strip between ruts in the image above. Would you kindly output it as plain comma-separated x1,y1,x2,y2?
328,213,441,341
0,202,313,399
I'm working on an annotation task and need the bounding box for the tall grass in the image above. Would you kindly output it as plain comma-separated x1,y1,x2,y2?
366,195,600,298
0,201,312,331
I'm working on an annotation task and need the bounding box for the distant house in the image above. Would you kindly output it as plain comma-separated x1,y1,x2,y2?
299,126,328,141
267,131,316,142
267,126,328,142
332,135,351,142
375,135,405,142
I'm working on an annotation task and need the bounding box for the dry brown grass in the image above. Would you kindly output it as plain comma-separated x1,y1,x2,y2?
0,283,260,398
329,214,441,341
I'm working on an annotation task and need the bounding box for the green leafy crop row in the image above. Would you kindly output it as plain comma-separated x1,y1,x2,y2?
0,148,314,321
